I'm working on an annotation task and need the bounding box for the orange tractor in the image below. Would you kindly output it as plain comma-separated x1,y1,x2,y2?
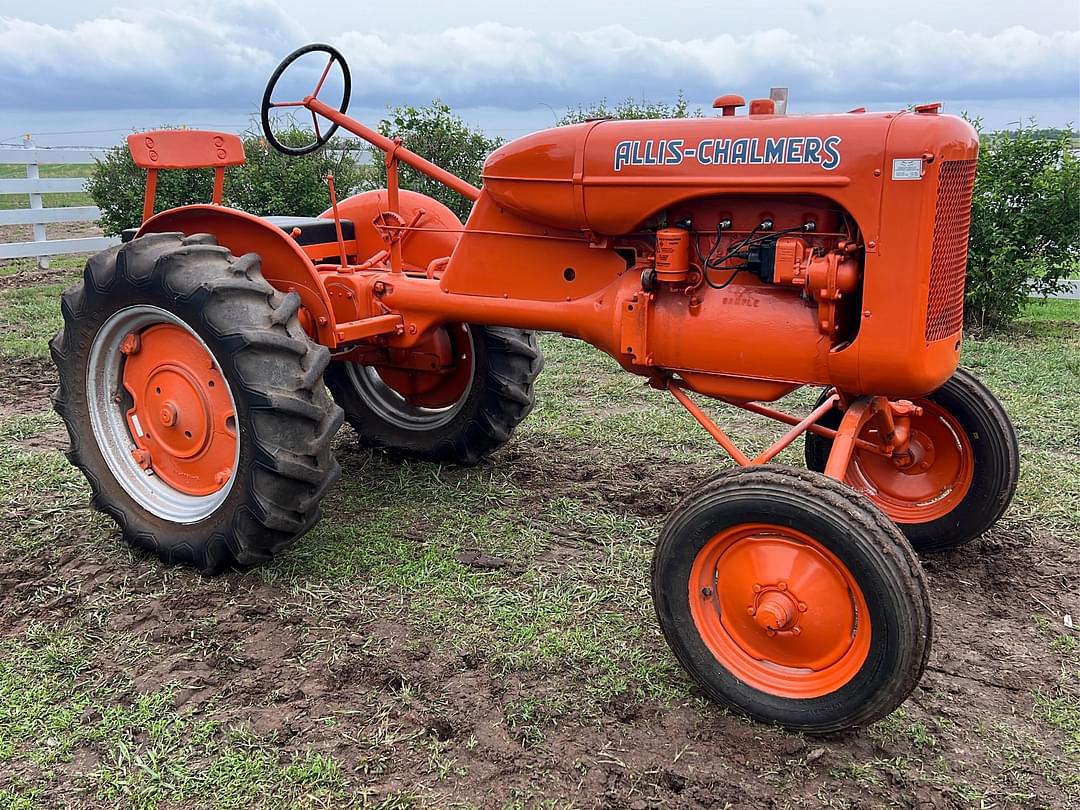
52,44,1019,733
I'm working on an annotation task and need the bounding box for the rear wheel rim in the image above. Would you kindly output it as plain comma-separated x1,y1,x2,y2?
86,306,239,523
343,324,475,430
846,401,974,523
689,524,871,699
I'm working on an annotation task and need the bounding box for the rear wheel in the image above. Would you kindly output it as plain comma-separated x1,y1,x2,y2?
325,325,543,464
805,369,1019,552
651,466,931,733
51,233,343,573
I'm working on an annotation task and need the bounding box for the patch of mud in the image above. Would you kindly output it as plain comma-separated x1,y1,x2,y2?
0,357,58,418
502,435,720,519
0,266,79,293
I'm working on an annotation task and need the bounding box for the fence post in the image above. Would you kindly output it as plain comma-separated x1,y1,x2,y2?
22,134,50,269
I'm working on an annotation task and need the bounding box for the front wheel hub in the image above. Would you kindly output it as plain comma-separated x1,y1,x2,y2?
850,403,972,522
690,525,871,698
751,586,802,634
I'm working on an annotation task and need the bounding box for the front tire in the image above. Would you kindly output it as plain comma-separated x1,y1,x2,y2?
651,466,932,734
325,325,543,464
805,369,1019,552
51,233,343,573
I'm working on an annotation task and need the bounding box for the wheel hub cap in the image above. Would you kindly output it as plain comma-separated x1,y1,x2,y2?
689,525,871,698
750,583,804,635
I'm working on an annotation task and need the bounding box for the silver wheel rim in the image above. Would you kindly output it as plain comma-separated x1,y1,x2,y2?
343,326,475,431
86,305,240,524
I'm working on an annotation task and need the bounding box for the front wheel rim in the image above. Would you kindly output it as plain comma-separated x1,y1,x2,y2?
847,400,974,523
689,524,871,699
86,306,240,524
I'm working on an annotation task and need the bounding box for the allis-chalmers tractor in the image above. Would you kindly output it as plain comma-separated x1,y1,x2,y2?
52,44,1019,733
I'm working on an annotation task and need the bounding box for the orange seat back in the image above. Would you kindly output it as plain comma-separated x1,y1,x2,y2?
126,130,246,170
126,130,246,223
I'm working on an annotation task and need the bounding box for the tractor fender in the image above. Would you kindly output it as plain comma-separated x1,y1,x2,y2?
321,188,463,271
137,205,336,345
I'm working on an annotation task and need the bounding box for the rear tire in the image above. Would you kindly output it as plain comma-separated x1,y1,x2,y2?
651,466,932,734
325,325,543,464
805,369,1019,552
51,232,343,573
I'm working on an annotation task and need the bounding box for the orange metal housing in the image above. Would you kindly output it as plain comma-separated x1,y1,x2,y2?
128,102,977,419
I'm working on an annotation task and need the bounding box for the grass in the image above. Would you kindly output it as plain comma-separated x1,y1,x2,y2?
0,625,350,809
0,283,1076,807
0,163,94,211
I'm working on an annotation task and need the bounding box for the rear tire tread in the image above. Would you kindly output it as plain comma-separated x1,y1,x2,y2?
51,232,342,573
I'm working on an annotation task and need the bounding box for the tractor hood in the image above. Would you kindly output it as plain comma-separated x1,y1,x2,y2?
482,109,978,235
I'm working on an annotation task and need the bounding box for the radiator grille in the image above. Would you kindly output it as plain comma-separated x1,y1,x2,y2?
925,159,976,342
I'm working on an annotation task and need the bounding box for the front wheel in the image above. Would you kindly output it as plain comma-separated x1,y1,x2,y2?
805,368,1019,552
651,466,932,734
325,325,543,464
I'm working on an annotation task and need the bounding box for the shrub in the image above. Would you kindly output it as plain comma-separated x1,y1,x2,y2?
86,129,213,235
87,125,372,236
558,93,701,125
966,121,1079,329
372,102,501,223
227,128,371,217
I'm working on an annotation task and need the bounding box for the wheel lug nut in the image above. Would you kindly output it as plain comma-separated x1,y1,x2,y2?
766,629,776,637
791,626,802,635
752,584,762,593
119,332,141,355
746,606,755,615
131,447,151,469
777,582,787,591
214,467,232,486
798,602,807,612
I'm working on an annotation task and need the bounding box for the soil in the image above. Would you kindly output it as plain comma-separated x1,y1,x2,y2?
0,357,57,418
0,356,1076,808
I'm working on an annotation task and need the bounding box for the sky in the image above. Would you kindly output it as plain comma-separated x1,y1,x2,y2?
1,0,1078,147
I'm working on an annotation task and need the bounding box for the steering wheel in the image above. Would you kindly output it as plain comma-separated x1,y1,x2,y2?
260,43,352,156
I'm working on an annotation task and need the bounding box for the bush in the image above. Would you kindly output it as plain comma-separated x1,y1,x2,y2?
966,121,1079,329
87,125,372,236
559,93,701,125
227,128,371,217
372,102,501,223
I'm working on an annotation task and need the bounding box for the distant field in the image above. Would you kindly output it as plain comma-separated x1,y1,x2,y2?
0,163,94,210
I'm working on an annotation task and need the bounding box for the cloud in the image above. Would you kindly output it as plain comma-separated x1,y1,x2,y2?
1,2,1077,113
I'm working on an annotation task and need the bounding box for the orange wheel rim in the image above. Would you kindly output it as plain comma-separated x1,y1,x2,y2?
121,323,237,496
370,323,473,409
689,524,871,698
847,400,973,523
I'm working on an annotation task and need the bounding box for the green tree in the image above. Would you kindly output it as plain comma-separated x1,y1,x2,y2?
373,102,502,222
966,120,1080,329
558,92,702,125
87,125,371,236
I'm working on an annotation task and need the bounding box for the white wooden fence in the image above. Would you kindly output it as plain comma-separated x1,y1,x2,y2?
0,136,118,267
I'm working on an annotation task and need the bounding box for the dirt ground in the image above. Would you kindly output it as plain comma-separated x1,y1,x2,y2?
0,267,1076,809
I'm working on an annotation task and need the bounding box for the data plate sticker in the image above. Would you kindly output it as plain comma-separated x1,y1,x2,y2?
892,158,923,180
